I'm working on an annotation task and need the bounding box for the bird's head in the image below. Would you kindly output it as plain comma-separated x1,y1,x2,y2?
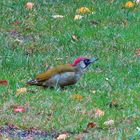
72,57,98,69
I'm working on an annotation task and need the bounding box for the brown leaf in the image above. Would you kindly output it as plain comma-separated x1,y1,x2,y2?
136,48,140,56
87,122,96,128
0,80,8,86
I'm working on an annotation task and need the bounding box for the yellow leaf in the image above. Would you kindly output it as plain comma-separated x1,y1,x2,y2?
71,94,83,101
124,1,135,8
76,7,91,14
16,87,27,94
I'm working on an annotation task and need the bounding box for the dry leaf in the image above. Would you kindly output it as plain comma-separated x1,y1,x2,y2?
104,119,114,126
71,94,83,101
0,80,8,86
124,1,135,8
95,109,105,117
72,35,78,41
87,122,96,128
76,7,91,14
16,87,27,94
74,15,83,20
56,133,69,140
13,106,26,113
25,2,34,10
52,15,64,19
136,48,140,56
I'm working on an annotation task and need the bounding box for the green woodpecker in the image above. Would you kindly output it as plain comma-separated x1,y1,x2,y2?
27,57,98,88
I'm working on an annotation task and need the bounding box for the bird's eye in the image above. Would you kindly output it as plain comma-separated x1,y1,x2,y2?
84,59,90,64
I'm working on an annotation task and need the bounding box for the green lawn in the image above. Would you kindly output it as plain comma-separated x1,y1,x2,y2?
0,0,140,139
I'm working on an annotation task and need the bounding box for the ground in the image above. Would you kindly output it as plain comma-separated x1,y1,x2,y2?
0,0,140,139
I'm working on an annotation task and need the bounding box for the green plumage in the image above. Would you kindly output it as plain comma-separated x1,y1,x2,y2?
36,64,75,82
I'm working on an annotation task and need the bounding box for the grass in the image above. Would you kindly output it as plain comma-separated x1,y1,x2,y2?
0,0,140,139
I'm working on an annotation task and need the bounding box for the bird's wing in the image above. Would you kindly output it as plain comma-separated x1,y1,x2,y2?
36,64,75,82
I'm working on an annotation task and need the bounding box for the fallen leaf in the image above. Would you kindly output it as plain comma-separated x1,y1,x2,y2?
71,94,83,101
16,87,27,94
136,48,140,56
87,122,96,128
25,2,34,10
52,15,64,19
95,109,105,117
72,35,78,41
13,106,26,113
76,7,91,14
74,15,83,20
104,119,114,126
124,1,135,8
0,80,8,86
56,133,69,140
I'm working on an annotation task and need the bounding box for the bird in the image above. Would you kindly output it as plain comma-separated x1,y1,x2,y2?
26,57,98,88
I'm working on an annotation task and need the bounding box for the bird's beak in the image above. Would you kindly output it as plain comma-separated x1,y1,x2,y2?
89,57,98,63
